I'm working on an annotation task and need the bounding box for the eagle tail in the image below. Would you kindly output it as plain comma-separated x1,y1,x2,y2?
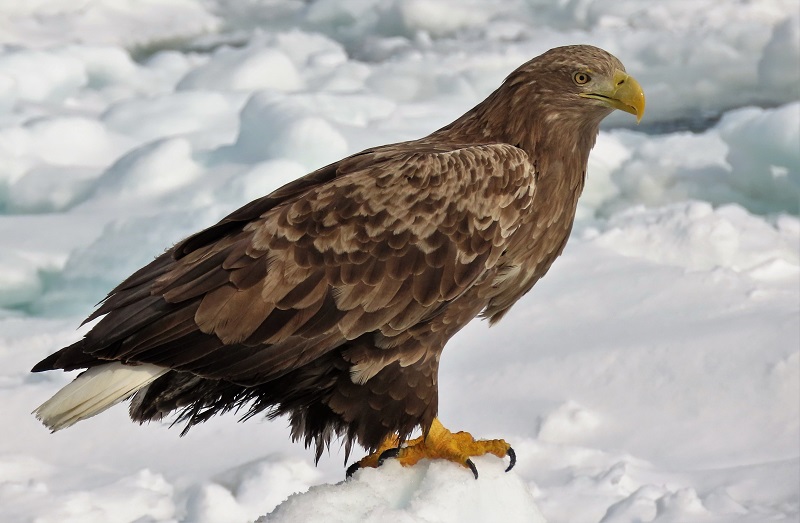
33,362,167,432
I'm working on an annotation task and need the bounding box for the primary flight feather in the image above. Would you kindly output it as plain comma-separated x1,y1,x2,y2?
33,45,644,475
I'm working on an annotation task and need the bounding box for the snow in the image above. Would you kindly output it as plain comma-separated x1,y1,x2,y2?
260,459,545,523
176,46,304,92
232,92,349,168
0,0,797,522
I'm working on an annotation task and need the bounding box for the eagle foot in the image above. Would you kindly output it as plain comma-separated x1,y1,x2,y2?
346,418,514,479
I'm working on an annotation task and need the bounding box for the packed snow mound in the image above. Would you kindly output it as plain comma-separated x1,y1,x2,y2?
258,459,545,523
184,455,324,523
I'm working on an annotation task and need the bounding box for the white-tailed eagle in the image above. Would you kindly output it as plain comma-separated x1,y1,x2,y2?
32,45,644,478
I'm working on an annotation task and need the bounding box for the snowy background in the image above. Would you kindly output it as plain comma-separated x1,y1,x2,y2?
1,0,798,522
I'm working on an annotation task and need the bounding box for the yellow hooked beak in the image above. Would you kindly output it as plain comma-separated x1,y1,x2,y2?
580,69,645,122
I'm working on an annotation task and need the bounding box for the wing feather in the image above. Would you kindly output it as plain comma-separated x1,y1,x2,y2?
79,143,534,384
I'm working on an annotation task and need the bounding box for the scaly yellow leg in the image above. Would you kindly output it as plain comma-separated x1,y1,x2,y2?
346,418,515,479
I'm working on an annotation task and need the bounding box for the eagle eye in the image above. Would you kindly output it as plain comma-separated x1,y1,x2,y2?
573,72,591,85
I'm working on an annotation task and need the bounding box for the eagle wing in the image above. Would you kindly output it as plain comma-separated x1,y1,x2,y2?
51,143,534,387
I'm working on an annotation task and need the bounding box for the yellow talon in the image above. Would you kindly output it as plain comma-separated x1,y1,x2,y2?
347,418,514,479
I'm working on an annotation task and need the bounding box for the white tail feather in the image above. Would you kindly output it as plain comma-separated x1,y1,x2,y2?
33,362,167,432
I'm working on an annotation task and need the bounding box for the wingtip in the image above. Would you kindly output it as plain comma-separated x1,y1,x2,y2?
31,353,58,373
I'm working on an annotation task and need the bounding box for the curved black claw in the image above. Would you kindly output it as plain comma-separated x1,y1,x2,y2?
505,446,516,472
346,462,360,479
377,447,401,466
465,458,478,479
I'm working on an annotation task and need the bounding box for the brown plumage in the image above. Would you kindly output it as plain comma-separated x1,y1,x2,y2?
32,45,644,463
